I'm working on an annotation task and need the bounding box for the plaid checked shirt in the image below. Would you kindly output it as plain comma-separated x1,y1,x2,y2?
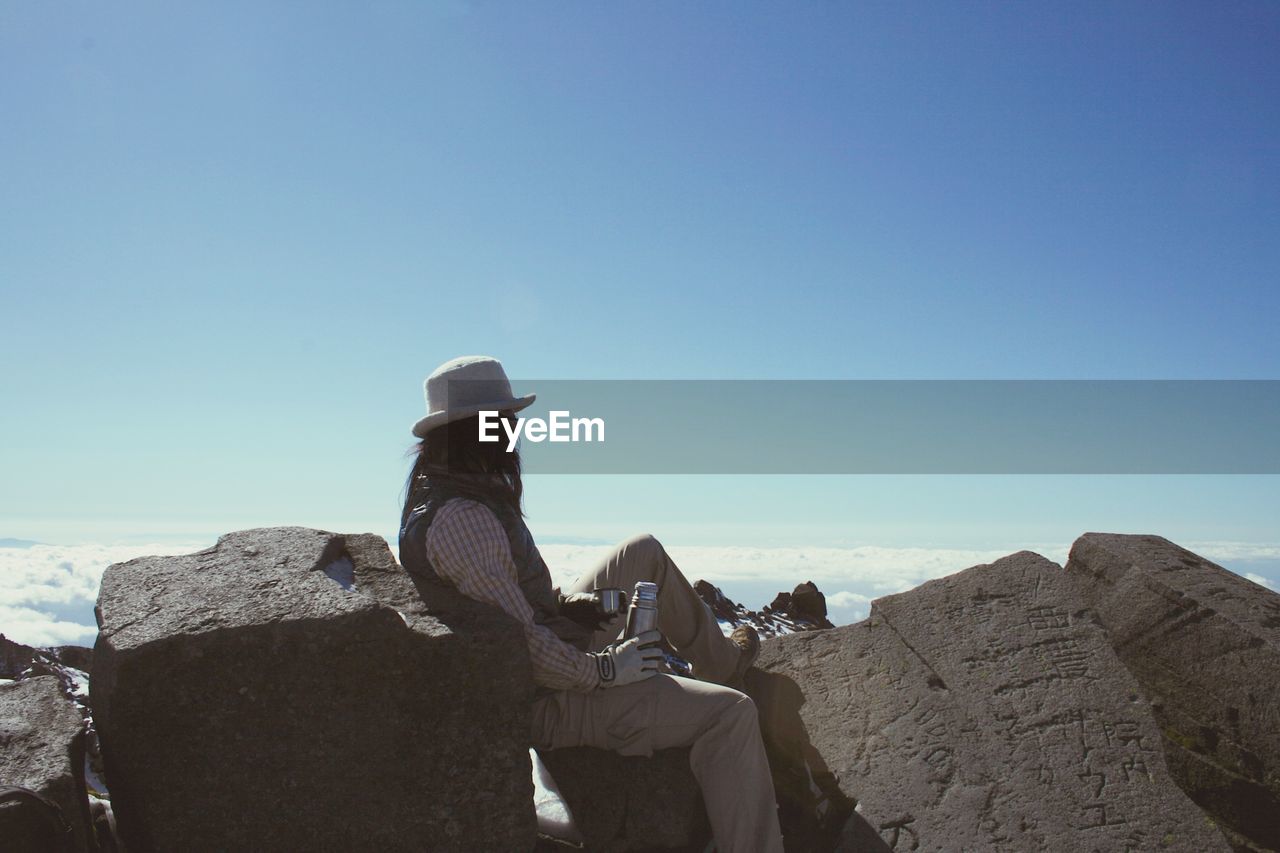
424,497,601,692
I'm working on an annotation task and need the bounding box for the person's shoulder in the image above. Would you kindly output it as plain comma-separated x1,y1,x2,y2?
423,497,512,570
431,497,504,532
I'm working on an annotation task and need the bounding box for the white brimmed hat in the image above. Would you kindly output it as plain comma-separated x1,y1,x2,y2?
412,355,536,438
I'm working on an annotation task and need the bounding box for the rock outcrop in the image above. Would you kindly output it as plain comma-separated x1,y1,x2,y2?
0,633,36,678
0,676,96,852
52,526,1278,851
1,634,92,698
1065,533,1280,851
754,550,1232,852
768,581,837,630
695,579,835,637
92,527,536,852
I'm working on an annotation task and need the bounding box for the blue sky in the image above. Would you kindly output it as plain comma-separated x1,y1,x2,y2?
3,2,1279,619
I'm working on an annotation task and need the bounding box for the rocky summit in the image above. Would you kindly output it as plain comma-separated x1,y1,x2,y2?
4,528,1277,851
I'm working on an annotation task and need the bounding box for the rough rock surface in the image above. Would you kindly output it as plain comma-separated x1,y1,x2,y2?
2,634,91,685
0,676,96,853
754,550,1230,852
538,747,709,852
1,633,37,678
2,634,92,708
1066,533,1280,851
93,527,536,853
54,645,95,673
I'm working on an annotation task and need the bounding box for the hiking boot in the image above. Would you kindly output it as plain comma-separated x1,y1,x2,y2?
726,624,760,689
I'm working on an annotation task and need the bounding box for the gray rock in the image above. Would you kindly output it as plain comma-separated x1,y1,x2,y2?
2,634,92,711
695,580,831,638
54,646,95,673
1,633,36,679
788,582,835,628
93,527,536,853
1065,533,1280,851
755,550,1230,852
537,747,709,852
0,676,96,852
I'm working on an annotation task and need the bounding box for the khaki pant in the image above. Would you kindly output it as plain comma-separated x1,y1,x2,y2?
531,534,785,853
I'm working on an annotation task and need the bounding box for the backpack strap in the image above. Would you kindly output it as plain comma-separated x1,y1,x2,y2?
0,784,75,852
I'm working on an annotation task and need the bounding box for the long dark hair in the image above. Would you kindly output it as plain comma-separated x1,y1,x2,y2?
400,413,524,529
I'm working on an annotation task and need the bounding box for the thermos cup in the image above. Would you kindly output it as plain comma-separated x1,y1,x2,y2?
593,587,627,619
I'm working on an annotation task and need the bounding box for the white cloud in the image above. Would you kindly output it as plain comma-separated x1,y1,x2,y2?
1245,573,1274,590
0,541,207,647
826,590,872,608
824,590,871,625
0,604,98,647
1183,541,1280,562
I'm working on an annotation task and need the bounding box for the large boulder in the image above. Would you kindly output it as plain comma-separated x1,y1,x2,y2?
755,550,1231,852
0,676,96,852
92,527,536,852
1065,533,1280,851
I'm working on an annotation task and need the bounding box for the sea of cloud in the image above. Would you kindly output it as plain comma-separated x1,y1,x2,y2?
0,541,210,647
2,538,1276,649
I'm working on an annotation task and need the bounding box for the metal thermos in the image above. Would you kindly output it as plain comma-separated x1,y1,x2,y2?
625,581,659,638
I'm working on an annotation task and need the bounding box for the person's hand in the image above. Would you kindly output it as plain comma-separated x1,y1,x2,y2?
559,591,622,631
593,630,663,688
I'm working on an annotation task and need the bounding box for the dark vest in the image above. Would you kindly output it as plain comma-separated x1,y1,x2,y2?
399,480,591,655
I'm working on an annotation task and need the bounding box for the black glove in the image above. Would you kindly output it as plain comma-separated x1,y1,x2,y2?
558,591,623,631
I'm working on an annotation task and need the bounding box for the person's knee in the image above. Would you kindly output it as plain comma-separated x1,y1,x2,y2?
621,533,668,574
707,691,763,747
623,532,663,554
730,691,759,723
711,689,758,728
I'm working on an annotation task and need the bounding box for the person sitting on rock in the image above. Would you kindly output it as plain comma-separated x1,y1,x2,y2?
398,355,785,853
